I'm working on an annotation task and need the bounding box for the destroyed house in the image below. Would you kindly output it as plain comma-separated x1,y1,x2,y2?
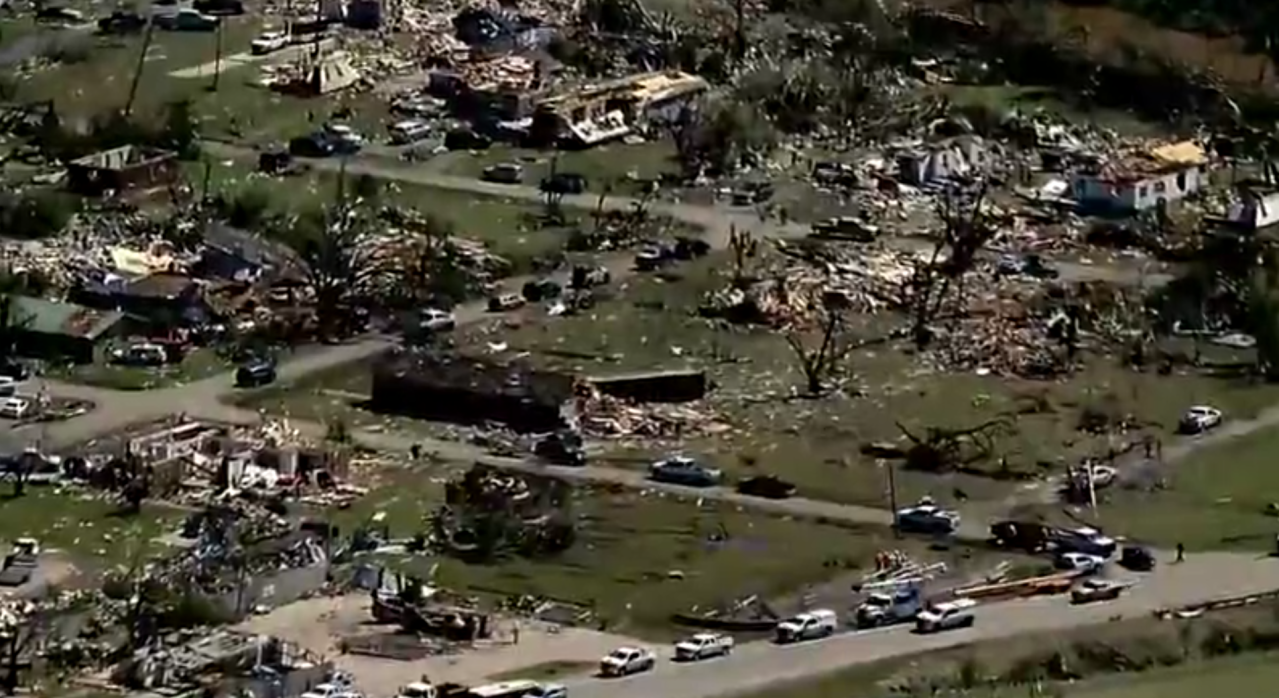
1072,140,1208,213
371,352,576,432
9,296,124,364
119,273,208,327
1212,185,1279,232
65,145,180,197
530,71,708,146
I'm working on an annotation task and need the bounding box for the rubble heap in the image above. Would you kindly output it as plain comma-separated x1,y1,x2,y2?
429,465,576,562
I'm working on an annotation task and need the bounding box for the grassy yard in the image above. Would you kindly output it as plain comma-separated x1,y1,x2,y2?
196,160,583,270
0,484,183,567
13,18,391,145
50,347,230,391
1083,422,1279,551
319,465,978,638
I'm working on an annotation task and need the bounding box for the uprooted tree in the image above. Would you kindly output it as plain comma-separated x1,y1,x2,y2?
906,184,1001,349
896,416,1015,473
784,304,858,395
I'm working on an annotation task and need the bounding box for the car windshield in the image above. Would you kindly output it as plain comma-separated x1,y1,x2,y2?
608,649,632,660
865,595,891,607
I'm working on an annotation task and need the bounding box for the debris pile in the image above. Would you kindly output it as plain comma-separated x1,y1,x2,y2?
428,465,576,562
576,387,729,438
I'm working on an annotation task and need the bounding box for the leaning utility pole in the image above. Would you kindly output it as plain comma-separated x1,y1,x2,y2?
210,19,225,92
123,20,156,117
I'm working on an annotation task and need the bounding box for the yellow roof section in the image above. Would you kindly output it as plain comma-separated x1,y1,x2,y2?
1148,141,1206,165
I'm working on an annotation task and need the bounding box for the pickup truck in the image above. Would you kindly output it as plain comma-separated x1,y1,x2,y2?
775,609,838,643
599,647,656,677
1070,579,1130,604
674,632,734,661
854,586,923,628
914,599,976,633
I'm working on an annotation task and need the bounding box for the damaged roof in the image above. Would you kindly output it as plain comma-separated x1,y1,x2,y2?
68,145,176,171
376,351,576,405
11,296,123,340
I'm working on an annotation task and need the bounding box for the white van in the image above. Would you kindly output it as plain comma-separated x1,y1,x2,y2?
775,608,838,643
389,119,432,144
915,598,976,633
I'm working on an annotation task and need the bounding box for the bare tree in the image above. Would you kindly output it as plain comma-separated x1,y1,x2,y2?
0,610,50,695
907,184,1000,349
728,225,757,285
274,177,384,339
785,306,857,395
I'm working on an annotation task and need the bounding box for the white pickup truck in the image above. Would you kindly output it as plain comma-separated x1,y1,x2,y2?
674,632,734,661
774,609,838,643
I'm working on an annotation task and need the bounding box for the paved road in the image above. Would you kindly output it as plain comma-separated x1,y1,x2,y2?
560,550,1279,698
201,141,1174,288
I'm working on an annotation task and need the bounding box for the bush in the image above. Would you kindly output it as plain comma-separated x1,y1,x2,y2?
0,189,79,240
224,187,273,229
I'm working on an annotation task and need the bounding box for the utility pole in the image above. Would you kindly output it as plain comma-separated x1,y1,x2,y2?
123,20,156,117
883,459,899,537
211,19,225,92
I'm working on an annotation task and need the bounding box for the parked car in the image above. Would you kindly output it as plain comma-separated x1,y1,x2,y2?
110,343,167,367
418,308,457,333
774,609,838,643
534,430,586,466
996,253,1059,279
673,632,734,661
1119,545,1156,571
235,359,277,388
250,30,291,54
521,279,562,302
0,397,32,420
193,0,245,15
634,246,667,271
481,163,523,184
487,293,525,312
154,8,219,30
289,131,360,158
1070,579,1130,604
736,474,796,499
541,172,588,195
443,128,491,151
388,119,432,145
895,502,960,535
570,265,611,289
391,95,446,118
97,10,147,33
649,456,723,487
0,377,17,398
1055,551,1107,574
1050,526,1117,558
915,599,976,633
1179,405,1223,434
598,647,655,677
35,6,85,22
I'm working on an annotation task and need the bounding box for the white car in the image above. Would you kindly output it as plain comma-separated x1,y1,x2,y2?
324,123,365,146
301,684,357,698
1055,551,1107,574
251,30,290,54
389,119,432,144
599,647,656,677
0,397,32,420
418,308,456,332
1179,405,1222,434
673,632,734,661
0,376,17,397
915,599,976,633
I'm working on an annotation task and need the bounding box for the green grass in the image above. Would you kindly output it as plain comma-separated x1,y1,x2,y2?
51,347,230,391
1084,421,1279,551
0,484,182,567
196,160,596,271
320,466,976,638
1059,654,1279,697
14,19,392,145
